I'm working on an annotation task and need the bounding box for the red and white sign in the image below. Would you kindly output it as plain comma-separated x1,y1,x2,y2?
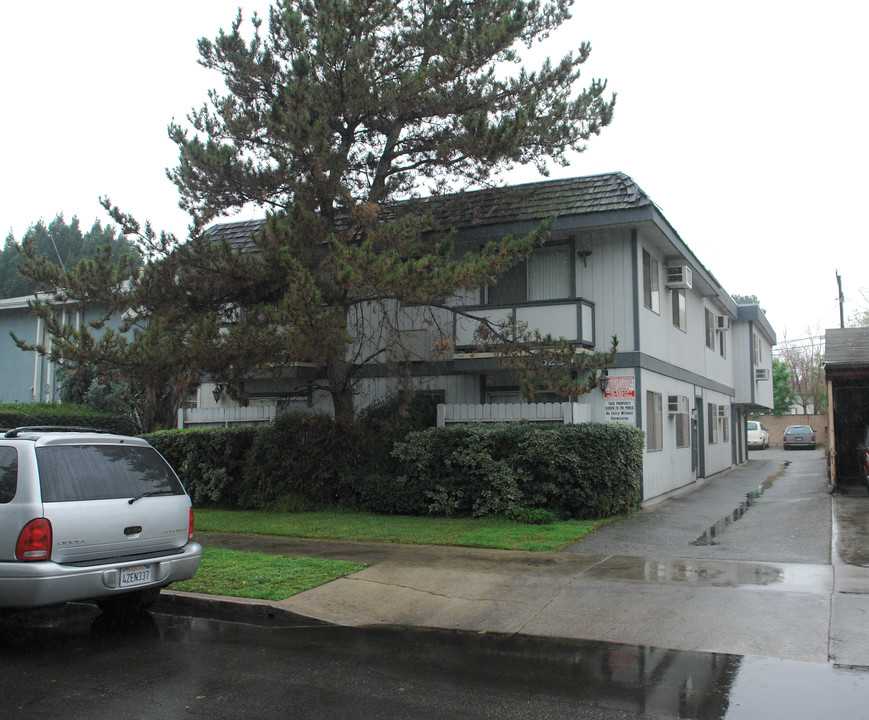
604,375,636,424
604,375,636,400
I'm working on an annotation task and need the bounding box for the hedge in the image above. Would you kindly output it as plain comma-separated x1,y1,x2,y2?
0,402,138,436
142,411,643,520
143,427,258,508
391,422,644,519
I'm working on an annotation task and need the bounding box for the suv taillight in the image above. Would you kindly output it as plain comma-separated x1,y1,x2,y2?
188,508,195,541
16,518,52,561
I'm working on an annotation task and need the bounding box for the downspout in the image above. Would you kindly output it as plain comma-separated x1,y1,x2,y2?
827,375,836,489
631,230,643,430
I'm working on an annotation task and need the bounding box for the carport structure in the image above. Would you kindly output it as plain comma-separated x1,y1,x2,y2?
825,327,869,489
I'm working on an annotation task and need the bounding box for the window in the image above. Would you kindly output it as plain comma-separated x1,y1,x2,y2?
643,249,660,313
0,447,17,503
754,334,763,365
646,391,663,451
722,406,730,442
707,403,718,444
37,445,185,503
705,309,715,349
672,288,687,331
488,245,570,305
675,410,690,448
719,329,727,358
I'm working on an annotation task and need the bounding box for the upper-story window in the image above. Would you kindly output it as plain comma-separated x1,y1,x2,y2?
672,288,687,331
754,333,763,365
642,249,660,314
488,245,570,305
705,308,715,349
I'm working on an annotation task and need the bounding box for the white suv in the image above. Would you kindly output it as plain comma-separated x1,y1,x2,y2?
0,427,201,614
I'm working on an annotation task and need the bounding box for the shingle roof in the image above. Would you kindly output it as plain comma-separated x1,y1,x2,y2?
203,172,652,249
825,327,869,369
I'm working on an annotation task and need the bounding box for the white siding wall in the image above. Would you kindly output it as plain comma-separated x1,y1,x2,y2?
576,228,635,352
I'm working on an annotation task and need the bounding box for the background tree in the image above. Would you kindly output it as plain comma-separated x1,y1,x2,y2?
161,0,616,421
0,215,140,298
848,308,869,327
776,329,826,415
731,293,767,314
13,209,224,432
771,358,794,416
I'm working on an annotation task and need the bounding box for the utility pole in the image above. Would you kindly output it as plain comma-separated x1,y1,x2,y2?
836,271,845,329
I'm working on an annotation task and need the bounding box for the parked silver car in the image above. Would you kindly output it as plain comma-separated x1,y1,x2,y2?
782,424,817,450
0,427,201,614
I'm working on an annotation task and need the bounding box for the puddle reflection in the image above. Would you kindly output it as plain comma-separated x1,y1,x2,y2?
1,606,867,719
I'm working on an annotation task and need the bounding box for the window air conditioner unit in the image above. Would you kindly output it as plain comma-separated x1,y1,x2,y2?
665,265,693,290
667,395,688,415
755,368,770,381
716,315,731,331
718,404,728,419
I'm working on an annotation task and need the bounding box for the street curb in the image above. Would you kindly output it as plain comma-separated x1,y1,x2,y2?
156,589,333,627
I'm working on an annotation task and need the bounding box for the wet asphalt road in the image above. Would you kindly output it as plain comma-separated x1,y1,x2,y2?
2,601,869,720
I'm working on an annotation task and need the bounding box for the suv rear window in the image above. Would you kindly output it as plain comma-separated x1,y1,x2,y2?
36,445,184,503
0,447,17,503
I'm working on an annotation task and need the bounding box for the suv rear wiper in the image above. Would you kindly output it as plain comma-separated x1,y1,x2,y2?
128,491,175,505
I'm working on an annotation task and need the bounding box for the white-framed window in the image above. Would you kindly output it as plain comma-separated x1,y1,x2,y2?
719,329,727,358
646,391,663,451
705,308,715,349
488,245,571,305
675,410,690,448
672,288,687,331
643,249,660,314
707,403,718,444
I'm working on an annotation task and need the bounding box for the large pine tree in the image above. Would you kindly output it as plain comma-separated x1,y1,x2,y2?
166,0,616,420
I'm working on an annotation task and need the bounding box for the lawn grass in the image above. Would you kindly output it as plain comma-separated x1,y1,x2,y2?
194,508,612,552
171,547,365,601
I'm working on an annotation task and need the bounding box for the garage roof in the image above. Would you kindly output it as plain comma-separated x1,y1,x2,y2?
825,327,869,371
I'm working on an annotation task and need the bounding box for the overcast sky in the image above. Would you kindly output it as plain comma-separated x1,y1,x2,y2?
2,1,866,349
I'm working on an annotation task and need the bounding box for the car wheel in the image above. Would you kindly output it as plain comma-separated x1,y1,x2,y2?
95,587,161,616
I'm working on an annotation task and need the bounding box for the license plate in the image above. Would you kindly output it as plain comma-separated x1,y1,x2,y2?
120,564,152,588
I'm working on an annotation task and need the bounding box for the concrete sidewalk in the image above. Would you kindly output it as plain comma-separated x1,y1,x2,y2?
162,449,869,667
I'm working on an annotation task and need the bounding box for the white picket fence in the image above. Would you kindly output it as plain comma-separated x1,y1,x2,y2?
177,404,278,429
437,402,591,427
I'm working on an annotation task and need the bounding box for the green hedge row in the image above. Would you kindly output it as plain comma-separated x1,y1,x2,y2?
142,426,258,508
0,403,138,436
390,423,644,519
145,411,643,520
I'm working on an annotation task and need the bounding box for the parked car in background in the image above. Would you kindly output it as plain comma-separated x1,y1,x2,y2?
857,426,869,494
747,421,770,450
783,425,817,450
0,427,201,615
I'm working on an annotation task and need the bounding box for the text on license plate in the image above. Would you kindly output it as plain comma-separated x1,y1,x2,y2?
120,565,152,588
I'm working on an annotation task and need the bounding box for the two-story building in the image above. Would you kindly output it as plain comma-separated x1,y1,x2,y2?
1,172,775,504
190,173,776,504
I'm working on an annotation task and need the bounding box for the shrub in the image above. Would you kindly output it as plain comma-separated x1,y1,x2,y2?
240,413,359,510
511,507,556,525
0,402,137,435
350,393,439,514
144,426,258,507
392,422,643,519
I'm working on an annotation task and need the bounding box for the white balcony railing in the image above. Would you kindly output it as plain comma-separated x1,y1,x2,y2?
437,401,591,427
